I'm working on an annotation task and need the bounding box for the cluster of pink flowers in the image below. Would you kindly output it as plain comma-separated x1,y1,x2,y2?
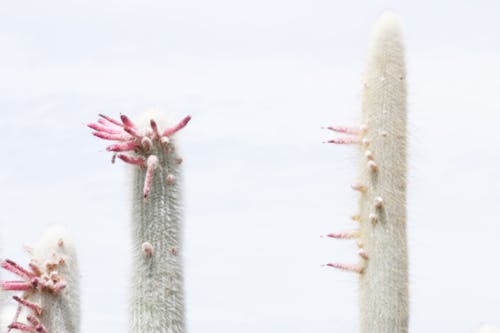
1,255,67,333
88,113,190,198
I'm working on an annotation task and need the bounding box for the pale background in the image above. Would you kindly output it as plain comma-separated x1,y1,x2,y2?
0,1,499,332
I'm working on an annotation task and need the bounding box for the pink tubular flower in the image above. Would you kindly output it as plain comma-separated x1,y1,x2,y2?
88,113,191,199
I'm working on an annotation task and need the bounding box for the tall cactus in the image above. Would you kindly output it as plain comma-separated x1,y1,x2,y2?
88,111,190,333
324,12,408,333
0,226,80,333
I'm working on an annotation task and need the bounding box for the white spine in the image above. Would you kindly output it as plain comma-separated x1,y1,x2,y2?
88,111,189,333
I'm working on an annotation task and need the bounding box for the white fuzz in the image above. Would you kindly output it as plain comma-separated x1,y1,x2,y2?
358,11,408,333
32,226,80,333
130,111,185,333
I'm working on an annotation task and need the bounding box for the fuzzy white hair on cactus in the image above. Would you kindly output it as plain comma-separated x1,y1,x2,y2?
0,226,79,333
89,111,189,333
323,11,408,333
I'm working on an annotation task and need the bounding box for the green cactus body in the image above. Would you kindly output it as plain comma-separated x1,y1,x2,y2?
89,111,190,333
324,12,408,333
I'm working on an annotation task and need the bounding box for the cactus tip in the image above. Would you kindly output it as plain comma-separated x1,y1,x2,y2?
90,113,190,197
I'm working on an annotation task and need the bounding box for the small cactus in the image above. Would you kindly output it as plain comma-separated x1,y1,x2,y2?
0,226,80,333
89,111,190,333
324,12,408,333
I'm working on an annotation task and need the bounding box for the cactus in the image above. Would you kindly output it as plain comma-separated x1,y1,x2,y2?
0,226,80,333
324,12,408,333
88,111,190,333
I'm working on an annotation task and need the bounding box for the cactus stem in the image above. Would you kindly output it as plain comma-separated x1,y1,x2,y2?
324,262,364,274
356,16,410,331
91,112,189,333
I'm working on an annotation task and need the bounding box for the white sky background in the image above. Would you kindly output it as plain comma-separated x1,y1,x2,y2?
0,1,499,332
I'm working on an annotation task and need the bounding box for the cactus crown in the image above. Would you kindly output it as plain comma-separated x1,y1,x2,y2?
88,113,191,198
0,227,79,333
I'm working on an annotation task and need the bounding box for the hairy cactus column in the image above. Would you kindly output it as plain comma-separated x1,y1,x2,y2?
0,226,80,333
324,12,408,333
89,112,190,333
358,13,408,333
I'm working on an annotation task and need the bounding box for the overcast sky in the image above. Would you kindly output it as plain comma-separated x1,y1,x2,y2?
0,1,499,332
